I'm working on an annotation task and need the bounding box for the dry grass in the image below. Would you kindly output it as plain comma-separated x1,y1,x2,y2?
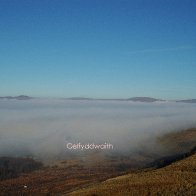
158,128,196,154
67,154,196,196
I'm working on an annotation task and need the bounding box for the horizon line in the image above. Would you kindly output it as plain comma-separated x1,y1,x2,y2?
0,95,196,101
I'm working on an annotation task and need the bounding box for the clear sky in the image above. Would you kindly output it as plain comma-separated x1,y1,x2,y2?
0,0,196,99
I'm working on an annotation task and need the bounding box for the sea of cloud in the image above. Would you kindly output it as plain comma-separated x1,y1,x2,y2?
0,99,196,162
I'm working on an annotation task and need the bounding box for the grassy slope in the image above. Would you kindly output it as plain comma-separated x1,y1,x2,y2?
0,128,195,195
67,153,196,196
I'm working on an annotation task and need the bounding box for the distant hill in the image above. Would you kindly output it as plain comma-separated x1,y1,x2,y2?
0,95,32,100
176,99,196,103
1,96,196,103
68,97,93,100
67,97,196,103
67,97,163,102
127,97,163,102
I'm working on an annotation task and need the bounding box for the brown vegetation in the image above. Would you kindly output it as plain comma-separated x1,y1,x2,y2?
67,153,196,196
0,157,42,180
0,128,195,195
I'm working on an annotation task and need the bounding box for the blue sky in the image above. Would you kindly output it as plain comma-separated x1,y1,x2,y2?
0,0,196,99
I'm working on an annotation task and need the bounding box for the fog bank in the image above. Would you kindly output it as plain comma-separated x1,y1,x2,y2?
0,99,196,162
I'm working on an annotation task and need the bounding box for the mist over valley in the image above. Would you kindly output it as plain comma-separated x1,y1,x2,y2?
0,99,195,164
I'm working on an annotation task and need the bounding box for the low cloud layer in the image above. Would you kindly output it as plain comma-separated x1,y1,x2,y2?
0,99,196,162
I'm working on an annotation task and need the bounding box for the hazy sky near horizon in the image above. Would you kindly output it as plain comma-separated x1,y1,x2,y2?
0,0,196,99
